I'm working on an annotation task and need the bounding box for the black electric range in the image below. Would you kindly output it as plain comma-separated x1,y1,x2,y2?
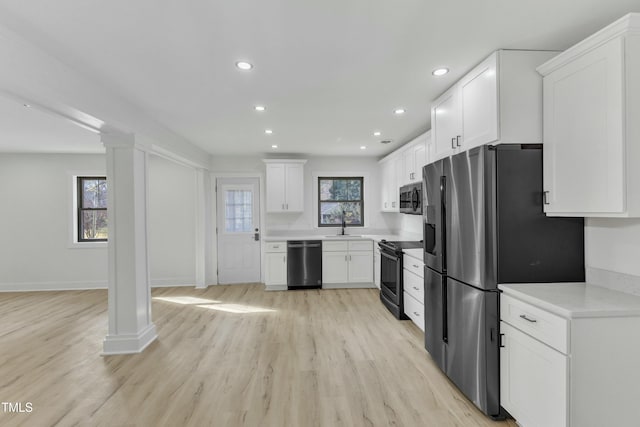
378,239,423,319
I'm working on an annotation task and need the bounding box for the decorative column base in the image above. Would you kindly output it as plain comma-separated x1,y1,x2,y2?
103,324,158,355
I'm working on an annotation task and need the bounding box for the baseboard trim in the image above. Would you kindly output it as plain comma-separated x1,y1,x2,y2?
0,280,108,292
0,278,196,292
102,323,158,355
322,282,376,289
265,284,287,291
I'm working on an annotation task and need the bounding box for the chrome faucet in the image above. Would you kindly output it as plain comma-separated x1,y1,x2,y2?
341,210,346,235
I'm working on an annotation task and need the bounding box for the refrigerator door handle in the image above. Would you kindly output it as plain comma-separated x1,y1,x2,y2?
442,279,448,343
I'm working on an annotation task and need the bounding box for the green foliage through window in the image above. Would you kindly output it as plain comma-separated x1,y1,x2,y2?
318,177,364,227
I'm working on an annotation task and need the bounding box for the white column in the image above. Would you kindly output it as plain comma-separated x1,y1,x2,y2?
102,130,157,355
195,168,214,288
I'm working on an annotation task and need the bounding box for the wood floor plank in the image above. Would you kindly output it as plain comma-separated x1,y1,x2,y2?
0,285,517,426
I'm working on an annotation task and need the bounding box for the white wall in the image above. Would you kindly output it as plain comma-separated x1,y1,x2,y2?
0,153,199,291
148,154,196,286
211,155,398,235
585,218,640,295
0,154,108,290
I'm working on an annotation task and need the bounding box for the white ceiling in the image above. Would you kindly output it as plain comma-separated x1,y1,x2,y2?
0,95,103,153
0,0,639,157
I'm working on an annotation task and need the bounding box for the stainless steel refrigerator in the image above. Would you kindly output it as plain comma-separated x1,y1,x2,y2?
422,144,584,419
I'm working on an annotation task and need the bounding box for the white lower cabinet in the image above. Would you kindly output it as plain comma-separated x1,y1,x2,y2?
403,253,424,331
322,240,373,288
265,241,287,290
499,286,640,427
500,321,567,427
373,246,381,289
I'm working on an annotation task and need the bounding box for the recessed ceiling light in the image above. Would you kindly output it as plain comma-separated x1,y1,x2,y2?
432,68,449,76
23,103,31,108
254,105,266,111
394,108,406,115
236,61,253,70
271,145,278,149
360,146,367,150
265,129,273,134
373,131,381,136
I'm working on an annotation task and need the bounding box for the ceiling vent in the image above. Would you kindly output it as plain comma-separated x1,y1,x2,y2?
380,140,393,144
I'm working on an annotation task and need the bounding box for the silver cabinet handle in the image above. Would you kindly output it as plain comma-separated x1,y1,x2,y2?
345,255,347,261
519,314,537,323
413,286,419,291
451,137,456,149
392,202,396,208
413,312,420,317
456,135,461,147
283,256,286,263
273,245,279,248
282,203,285,210
412,264,419,268
543,191,550,205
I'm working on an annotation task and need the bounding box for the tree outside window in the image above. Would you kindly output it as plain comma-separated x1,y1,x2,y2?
77,177,108,241
318,177,364,227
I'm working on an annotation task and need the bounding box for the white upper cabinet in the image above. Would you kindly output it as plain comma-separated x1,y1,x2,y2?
401,131,430,185
537,13,640,217
379,130,431,212
431,50,557,162
431,86,461,160
379,154,399,212
263,159,306,213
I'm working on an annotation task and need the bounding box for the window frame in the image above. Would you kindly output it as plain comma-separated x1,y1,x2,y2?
76,176,108,243
317,176,364,228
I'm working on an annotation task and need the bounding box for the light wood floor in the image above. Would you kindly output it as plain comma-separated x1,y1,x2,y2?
0,285,517,427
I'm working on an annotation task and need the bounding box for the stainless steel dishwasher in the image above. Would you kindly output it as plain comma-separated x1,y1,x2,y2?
287,240,322,289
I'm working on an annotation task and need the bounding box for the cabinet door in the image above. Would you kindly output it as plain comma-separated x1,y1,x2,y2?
392,156,403,211
413,142,426,179
380,160,392,211
542,38,624,214
403,147,415,185
460,52,498,150
265,253,287,285
322,251,349,283
373,248,381,289
266,164,286,212
284,163,304,212
431,86,460,160
348,251,373,283
500,321,568,427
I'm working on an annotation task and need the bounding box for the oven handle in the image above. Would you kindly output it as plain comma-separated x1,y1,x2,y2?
380,250,399,262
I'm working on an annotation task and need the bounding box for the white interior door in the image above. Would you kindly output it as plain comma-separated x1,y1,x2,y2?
216,177,261,284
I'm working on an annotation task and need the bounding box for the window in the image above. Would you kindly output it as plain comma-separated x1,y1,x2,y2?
224,189,253,233
318,177,364,227
77,177,108,241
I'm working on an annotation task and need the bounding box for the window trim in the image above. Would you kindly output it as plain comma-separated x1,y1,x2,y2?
68,172,108,249
317,176,365,228
77,176,108,242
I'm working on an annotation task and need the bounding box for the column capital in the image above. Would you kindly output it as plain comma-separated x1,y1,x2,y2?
101,128,149,151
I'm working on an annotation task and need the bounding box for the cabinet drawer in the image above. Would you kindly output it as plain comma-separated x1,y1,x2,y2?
500,294,568,354
323,241,348,252
348,240,373,252
265,241,286,253
403,255,424,278
403,269,424,304
404,291,425,332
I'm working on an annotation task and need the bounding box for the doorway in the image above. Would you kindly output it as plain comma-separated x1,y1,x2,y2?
216,177,261,284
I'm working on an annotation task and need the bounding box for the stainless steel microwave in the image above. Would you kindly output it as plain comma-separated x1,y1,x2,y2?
399,182,422,215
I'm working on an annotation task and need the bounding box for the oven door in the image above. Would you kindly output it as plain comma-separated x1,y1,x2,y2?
380,249,401,304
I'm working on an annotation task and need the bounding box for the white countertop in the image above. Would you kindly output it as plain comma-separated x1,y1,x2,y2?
499,282,640,319
263,234,404,242
403,248,424,261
